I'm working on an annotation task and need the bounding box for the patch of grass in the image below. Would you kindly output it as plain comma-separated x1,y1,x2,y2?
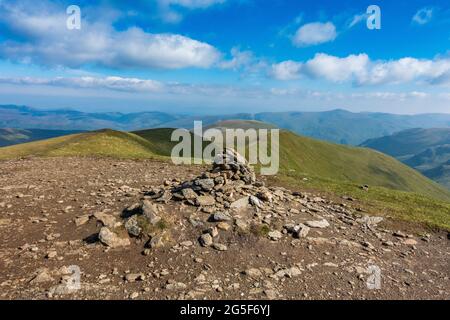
273,172,450,231
250,224,270,237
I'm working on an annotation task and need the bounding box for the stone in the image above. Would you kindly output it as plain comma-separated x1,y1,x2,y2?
403,239,418,246
125,215,142,237
74,215,90,227
212,243,228,251
29,268,53,284
268,230,283,241
357,216,384,226
148,234,164,249
230,196,250,210
125,273,144,282
196,179,215,191
141,200,161,225
244,268,263,278
249,195,262,208
217,222,231,231
294,224,310,238
199,233,213,247
98,227,130,248
181,188,198,200
196,195,216,207
165,281,187,290
210,212,232,222
94,212,118,228
46,250,57,259
305,219,330,229
256,190,272,202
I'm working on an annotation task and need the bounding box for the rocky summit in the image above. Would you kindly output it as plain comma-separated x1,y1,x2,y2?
0,155,448,300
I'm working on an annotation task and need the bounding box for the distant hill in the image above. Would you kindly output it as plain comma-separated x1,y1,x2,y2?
361,128,450,189
0,128,83,147
3,105,450,146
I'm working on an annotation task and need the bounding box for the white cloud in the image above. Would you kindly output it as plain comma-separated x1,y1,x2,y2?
270,53,450,86
293,22,337,47
0,1,221,70
412,7,434,25
0,76,164,92
219,47,254,70
270,60,303,80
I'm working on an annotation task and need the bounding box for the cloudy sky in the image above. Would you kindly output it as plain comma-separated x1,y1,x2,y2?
0,0,449,114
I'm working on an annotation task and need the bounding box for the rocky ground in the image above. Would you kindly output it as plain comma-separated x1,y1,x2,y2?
0,154,448,300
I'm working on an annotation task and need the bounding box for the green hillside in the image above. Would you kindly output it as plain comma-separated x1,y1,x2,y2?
0,129,160,160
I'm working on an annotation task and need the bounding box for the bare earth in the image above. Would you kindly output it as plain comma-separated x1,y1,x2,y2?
0,157,448,300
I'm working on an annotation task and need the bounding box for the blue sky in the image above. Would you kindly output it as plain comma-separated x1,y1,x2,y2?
0,0,449,114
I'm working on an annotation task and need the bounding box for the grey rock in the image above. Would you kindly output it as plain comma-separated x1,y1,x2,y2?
141,200,161,225
98,227,130,248
305,219,330,229
199,233,213,247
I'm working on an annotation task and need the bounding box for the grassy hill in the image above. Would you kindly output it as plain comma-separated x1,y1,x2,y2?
1,126,449,229
0,129,163,160
361,128,450,189
0,128,83,147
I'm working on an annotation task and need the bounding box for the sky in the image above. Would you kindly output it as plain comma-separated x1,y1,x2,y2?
0,0,449,114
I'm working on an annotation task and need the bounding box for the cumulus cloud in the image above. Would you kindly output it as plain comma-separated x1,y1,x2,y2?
270,61,303,80
270,53,450,86
0,1,221,69
412,7,434,25
293,22,337,46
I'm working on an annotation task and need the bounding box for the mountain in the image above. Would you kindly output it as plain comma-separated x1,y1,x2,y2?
361,128,450,189
0,104,181,131
3,105,450,146
0,128,83,147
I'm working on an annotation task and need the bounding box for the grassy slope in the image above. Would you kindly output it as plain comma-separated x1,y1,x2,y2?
0,129,161,160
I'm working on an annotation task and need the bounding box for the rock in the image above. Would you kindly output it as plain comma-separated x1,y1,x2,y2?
249,195,262,208
294,224,310,238
74,215,90,227
305,219,330,229
244,268,263,278
403,239,418,246
196,195,216,207
94,212,118,228
98,227,130,248
141,200,161,225
206,227,219,238
199,233,213,247
230,197,250,210
29,268,53,284
181,188,198,200
129,292,139,299
264,289,278,300
275,267,302,278
165,281,187,290
357,216,384,226
324,262,339,268
125,273,145,282
393,231,407,238
125,215,142,237
210,212,232,222
212,243,228,251
148,234,164,249
46,250,57,259
195,179,215,191
256,190,272,202
268,230,283,241
217,222,231,231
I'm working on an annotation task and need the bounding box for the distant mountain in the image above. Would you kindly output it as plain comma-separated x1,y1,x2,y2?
0,128,83,147
2,105,450,145
361,128,450,189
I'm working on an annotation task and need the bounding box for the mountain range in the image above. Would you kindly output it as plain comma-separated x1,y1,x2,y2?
2,104,450,146
361,128,450,189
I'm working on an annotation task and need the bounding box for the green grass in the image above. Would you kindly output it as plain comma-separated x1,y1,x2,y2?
0,129,161,160
274,172,450,231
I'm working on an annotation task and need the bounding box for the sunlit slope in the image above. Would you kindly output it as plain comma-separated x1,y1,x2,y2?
0,129,159,159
